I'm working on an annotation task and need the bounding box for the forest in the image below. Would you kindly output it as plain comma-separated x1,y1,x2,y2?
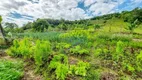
0,8,142,80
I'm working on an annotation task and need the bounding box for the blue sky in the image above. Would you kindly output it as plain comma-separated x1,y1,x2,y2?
0,0,142,26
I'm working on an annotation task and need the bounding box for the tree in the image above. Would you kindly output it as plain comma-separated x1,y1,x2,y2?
32,19,49,32
126,19,138,33
4,22,18,33
22,22,32,30
58,19,68,30
0,16,7,43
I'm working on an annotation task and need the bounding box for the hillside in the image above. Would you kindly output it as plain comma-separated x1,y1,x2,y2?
0,8,142,80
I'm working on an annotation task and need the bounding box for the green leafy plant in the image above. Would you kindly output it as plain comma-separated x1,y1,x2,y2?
34,40,51,68
94,48,102,57
0,60,23,80
55,64,68,80
136,51,142,72
48,54,68,80
113,41,124,61
69,61,90,76
70,45,89,55
7,38,31,58
126,19,138,33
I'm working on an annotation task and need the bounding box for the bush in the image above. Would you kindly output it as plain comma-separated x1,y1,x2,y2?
113,41,124,61
48,54,68,80
94,48,102,57
136,51,142,72
7,38,32,58
94,24,101,30
34,40,51,67
69,61,90,76
55,64,68,80
70,45,89,55
7,38,52,70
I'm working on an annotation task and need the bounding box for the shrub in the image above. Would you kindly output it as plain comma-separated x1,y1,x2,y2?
69,61,90,76
48,54,69,80
136,51,142,72
70,45,89,55
55,64,68,80
34,40,51,67
7,38,31,58
94,24,101,30
113,41,124,61
55,42,71,53
94,48,102,57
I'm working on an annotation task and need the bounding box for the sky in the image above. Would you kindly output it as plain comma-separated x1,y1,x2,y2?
0,0,142,26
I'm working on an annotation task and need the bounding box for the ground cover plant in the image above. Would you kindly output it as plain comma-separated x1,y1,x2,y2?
0,59,24,80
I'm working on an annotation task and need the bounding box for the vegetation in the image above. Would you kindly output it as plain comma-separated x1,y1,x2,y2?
0,60,23,80
0,8,142,80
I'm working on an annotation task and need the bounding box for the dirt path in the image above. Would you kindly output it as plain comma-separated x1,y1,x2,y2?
0,50,43,80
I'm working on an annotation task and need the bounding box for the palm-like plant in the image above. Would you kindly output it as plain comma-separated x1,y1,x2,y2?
126,19,138,33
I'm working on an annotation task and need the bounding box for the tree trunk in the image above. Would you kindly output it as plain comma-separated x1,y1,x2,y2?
0,24,7,44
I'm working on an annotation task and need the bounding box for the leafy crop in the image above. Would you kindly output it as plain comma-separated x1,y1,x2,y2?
0,60,23,80
113,41,124,61
34,40,51,67
136,51,142,72
70,45,89,55
69,61,90,76
7,38,31,58
48,54,68,80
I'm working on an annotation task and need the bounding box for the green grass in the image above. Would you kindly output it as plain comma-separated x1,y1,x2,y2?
0,59,24,80
13,31,62,42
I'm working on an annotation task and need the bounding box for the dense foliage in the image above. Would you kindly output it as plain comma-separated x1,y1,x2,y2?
0,60,23,80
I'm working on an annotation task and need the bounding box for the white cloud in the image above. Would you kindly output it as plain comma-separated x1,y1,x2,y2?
84,0,96,7
88,0,126,15
0,0,89,26
0,0,141,26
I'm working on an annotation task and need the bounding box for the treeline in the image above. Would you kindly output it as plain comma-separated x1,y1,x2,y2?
91,7,142,24
4,19,91,33
22,19,91,32
3,7,142,33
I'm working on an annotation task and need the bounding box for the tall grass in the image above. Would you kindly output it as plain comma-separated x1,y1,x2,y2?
13,31,62,42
